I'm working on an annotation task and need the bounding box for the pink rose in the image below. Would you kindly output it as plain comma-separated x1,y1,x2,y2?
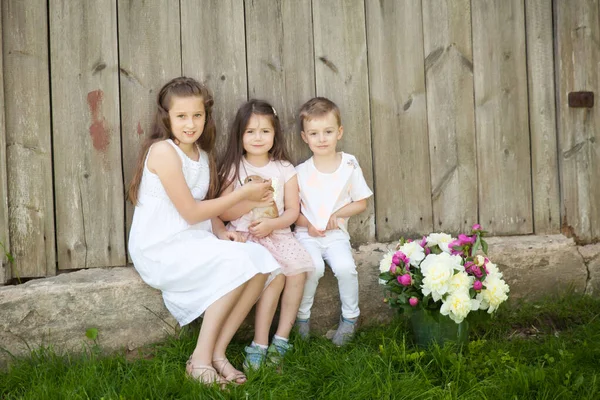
392,251,404,266
389,264,397,274
473,280,483,291
464,261,474,274
458,234,475,245
398,274,412,286
471,266,483,278
409,297,419,307
472,224,481,230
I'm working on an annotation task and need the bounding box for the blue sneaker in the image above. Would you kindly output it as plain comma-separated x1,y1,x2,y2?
294,318,310,340
267,337,292,366
331,316,358,346
243,344,267,371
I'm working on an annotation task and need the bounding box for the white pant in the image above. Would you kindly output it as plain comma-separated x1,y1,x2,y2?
295,230,360,320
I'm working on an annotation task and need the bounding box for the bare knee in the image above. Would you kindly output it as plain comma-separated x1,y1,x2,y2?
251,272,269,286
268,273,285,291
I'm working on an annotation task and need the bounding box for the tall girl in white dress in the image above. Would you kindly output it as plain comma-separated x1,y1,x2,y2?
128,77,279,387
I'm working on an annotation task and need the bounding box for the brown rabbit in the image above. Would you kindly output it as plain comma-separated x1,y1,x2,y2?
244,175,279,219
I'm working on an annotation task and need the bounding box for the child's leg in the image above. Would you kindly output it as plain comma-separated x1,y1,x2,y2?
253,273,285,346
296,237,325,320
190,282,247,366
275,272,307,338
323,236,360,320
211,273,268,379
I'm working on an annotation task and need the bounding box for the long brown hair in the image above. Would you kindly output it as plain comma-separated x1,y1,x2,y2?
128,77,219,205
217,99,291,192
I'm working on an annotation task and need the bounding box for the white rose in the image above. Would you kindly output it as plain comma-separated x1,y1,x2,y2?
379,250,394,274
485,261,503,279
448,271,474,294
426,233,455,253
440,289,480,323
477,275,510,313
420,252,463,302
398,241,425,267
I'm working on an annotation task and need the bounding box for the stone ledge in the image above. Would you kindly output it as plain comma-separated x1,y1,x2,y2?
0,234,591,367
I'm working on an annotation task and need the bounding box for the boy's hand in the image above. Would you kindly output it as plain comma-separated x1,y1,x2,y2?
326,213,340,230
308,222,325,237
218,230,246,242
248,218,275,238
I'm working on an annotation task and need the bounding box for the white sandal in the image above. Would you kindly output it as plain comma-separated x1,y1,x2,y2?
213,357,247,385
185,357,227,388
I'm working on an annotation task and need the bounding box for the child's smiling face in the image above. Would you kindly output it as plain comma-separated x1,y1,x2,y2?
301,112,344,157
168,95,205,146
243,113,275,159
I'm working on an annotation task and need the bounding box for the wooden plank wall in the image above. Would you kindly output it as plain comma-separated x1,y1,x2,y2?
367,0,432,242
422,0,478,234
4,0,600,281
181,0,247,159
0,4,8,283
313,0,375,244
472,0,533,235
49,0,125,269
118,0,182,252
555,0,600,243
245,0,314,165
526,0,560,234
2,0,56,280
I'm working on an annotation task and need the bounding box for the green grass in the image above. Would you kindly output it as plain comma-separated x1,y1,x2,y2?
2,294,600,399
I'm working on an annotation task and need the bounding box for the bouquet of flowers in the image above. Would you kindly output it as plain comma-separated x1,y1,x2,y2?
379,225,510,324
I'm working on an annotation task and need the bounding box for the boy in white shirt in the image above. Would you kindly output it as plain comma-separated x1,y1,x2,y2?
294,97,373,346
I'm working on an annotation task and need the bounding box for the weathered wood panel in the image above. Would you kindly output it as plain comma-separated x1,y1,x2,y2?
50,0,125,269
2,0,56,278
314,0,374,243
0,4,8,283
555,0,600,243
180,0,247,158
245,0,314,165
118,0,181,255
366,0,429,241
472,0,533,235
422,0,477,234
525,0,560,234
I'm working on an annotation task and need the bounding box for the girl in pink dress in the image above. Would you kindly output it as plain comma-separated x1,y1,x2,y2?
218,100,314,369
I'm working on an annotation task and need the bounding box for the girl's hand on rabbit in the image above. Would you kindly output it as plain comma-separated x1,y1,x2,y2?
248,218,275,238
242,179,273,202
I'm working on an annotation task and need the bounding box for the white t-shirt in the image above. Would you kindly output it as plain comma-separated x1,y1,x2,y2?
227,158,297,233
295,152,372,236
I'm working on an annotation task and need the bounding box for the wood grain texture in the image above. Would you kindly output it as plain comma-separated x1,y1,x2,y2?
245,0,314,165
472,0,533,235
2,0,56,278
423,0,477,234
0,4,8,283
555,0,600,243
314,0,374,243
118,0,181,258
180,0,247,159
50,0,125,269
366,0,430,240
525,0,560,234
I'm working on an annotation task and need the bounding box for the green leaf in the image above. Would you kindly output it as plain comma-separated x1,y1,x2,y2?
85,328,99,341
472,234,481,256
379,271,392,281
481,239,488,255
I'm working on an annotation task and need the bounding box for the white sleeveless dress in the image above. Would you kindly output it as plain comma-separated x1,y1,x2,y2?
128,139,280,326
